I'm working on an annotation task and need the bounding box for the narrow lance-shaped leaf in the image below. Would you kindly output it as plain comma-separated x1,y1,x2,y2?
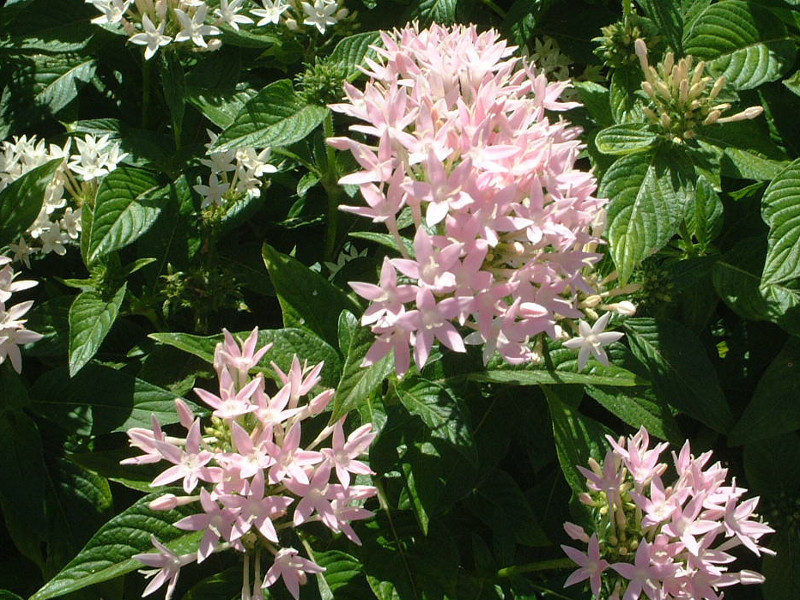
595,123,659,155
68,284,126,377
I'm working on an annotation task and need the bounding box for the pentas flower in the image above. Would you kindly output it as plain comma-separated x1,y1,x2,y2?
329,23,634,376
0,133,126,259
194,130,277,208
125,328,378,600
562,427,774,599
0,256,42,373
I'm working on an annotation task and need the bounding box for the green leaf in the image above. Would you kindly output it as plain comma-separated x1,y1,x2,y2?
332,311,393,420
784,69,800,97
180,567,241,600
761,158,800,288
212,80,329,152
600,147,695,283
573,81,614,128
744,433,800,496
636,0,683,53
149,328,342,389
586,385,682,444
467,468,550,547
86,167,162,264
686,175,723,248
544,386,609,496
32,56,96,115
329,32,381,80
0,410,48,565
262,243,359,346
763,530,800,600
624,318,734,433
595,123,659,155
0,158,61,246
610,65,643,124
30,364,192,435
68,284,126,377
30,492,202,600
412,0,458,23
314,551,364,599
683,0,796,90
729,338,800,445
394,377,476,460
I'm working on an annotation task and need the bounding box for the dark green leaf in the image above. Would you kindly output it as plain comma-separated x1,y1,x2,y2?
67,284,127,377
212,80,329,152
30,364,192,435
683,0,796,90
744,433,800,496
411,0,458,23
595,123,659,155
730,338,800,445
761,158,800,288
160,52,185,143
586,385,682,444
329,32,381,80
762,530,800,600
0,158,61,246
609,65,643,124
30,492,202,600
624,318,734,433
601,147,695,283
86,167,162,263
262,243,359,346
686,175,723,248
636,0,683,53
544,386,609,496
180,567,240,600
32,56,96,115
332,311,393,420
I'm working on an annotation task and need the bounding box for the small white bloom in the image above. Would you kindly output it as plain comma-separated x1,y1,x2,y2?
301,0,338,34
60,207,83,240
174,6,220,48
129,14,171,60
88,0,132,25
251,0,290,26
214,0,254,31
194,174,229,208
562,312,624,371
38,225,69,256
8,238,38,269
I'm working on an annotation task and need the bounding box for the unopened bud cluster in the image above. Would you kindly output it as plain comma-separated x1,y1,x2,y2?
124,328,377,600
562,427,773,599
635,39,763,142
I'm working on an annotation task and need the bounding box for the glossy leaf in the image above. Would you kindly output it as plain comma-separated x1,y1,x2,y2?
30,364,192,435
624,318,734,433
683,0,796,90
212,80,329,152
329,32,381,80
68,284,126,377
149,328,342,388
595,123,659,155
412,0,458,23
30,492,202,600
32,56,96,115
600,148,694,283
586,385,682,444
86,167,162,264
332,312,394,420
730,338,800,445
686,175,723,248
262,243,359,346
0,158,61,246
761,159,800,288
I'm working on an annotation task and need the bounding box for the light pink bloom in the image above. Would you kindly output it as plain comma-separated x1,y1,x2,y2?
134,536,196,600
263,548,325,600
561,535,609,597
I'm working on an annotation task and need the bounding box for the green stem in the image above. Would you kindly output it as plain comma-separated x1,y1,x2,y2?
481,0,506,19
496,557,576,578
322,111,343,262
622,0,633,20
141,56,152,130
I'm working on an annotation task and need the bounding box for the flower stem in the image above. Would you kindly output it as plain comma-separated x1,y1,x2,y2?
496,557,576,578
321,111,343,262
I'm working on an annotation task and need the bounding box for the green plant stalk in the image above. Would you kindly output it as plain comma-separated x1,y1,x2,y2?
321,111,343,262
141,56,152,130
481,0,506,19
679,220,698,258
496,557,576,578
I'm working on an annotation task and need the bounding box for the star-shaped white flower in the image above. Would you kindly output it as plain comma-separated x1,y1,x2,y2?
563,312,624,371
301,0,338,34
129,14,171,60
251,0,290,26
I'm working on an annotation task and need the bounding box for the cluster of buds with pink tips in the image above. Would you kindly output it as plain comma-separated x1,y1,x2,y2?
124,328,378,600
562,427,774,599
0,256,42,373
328,23,632,377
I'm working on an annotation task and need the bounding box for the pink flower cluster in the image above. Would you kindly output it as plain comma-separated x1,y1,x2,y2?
0,255,42,373
328,24,615,376
562,427,774,599
124,328,377,600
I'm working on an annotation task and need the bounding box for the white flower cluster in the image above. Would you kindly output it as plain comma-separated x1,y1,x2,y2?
0,133,127,262
0,256,42,373
193,130,277,208
86,0,348,60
